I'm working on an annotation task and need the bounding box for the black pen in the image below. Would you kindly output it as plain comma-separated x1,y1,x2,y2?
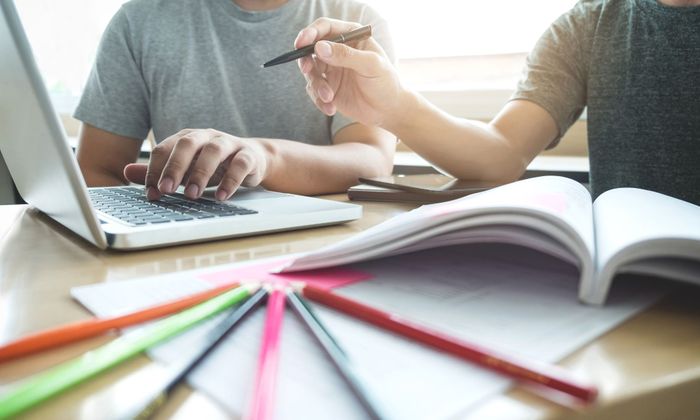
262,25,372,68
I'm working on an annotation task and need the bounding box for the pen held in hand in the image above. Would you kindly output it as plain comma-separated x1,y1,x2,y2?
262,25,372,68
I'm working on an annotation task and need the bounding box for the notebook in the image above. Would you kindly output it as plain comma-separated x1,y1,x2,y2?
283,175,700,305
0,0,360,250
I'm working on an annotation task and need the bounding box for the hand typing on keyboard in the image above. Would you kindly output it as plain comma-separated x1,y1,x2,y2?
123,129,270,201
89,187,257,226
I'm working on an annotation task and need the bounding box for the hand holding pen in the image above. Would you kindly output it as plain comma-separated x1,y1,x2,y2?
292,18,407,129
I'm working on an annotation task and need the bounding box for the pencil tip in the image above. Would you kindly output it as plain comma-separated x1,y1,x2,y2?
288,281,306,291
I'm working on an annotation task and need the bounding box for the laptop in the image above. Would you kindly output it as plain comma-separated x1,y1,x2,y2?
0,0,361,250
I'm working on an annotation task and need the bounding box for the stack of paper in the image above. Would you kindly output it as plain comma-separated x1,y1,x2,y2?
72,244,665,419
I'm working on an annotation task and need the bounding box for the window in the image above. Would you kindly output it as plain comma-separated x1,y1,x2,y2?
15,0,126,114
16,0,577,118
366,1,577,90
365,1,579,118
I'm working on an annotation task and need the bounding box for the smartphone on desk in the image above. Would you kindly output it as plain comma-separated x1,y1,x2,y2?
351,174,498,203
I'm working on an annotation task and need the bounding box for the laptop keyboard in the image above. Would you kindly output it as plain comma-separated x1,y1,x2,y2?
89,187,258,226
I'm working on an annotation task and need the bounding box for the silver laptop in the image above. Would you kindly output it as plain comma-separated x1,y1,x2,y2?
0,0,361,250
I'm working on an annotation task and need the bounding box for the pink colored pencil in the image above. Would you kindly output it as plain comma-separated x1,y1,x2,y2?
245,286,286,420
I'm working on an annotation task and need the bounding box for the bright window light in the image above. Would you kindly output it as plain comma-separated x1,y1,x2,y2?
14,0,577,113
15,0,126,112
366,0,577,58
365,0,578,91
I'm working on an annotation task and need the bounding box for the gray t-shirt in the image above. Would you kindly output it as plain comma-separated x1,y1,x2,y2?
74,0,394,145
512,0,700,204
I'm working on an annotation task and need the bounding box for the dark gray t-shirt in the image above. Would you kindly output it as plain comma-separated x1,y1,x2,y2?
512,0,700,204
74,0,394,145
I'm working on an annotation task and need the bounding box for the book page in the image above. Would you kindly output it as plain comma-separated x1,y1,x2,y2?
72,243,663,419
282,176,595,276
589,188,700,304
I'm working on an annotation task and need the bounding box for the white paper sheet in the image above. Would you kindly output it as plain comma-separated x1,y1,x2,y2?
72,244,665,419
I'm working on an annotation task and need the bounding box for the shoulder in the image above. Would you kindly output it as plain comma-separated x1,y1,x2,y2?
551,0,637,35
305,0,394,59
117,0,198,29
306,0,387,25
108,0,205,48
549,1,605,37
119,0,191,15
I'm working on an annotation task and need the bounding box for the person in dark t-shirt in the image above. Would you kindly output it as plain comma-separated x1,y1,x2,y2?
295,0,700,204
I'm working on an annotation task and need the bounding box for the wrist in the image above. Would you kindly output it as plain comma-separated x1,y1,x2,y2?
255,137,278,182
382,87,422,136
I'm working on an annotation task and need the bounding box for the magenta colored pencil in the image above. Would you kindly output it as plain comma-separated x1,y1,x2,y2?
245,287,286,420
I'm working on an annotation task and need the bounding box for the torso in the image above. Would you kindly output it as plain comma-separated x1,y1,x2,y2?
586,0,700,203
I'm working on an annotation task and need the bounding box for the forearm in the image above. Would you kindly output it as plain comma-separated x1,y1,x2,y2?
259,138,393,195
385,91,533,183
76,123,142,187
76,157,129,187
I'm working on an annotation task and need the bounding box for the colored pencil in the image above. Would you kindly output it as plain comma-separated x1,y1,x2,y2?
287,290,389,420
0,281,246,363
245,286,286,420
116,288,268,420
0,283,260,419
298,283,598,403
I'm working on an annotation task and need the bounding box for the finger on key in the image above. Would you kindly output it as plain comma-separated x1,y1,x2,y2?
146,143,174,200
216,150,256,201
184,136,234,199
158,134,206,195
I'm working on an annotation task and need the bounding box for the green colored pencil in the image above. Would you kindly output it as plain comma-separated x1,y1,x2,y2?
120,288,267,420
0,283,260,419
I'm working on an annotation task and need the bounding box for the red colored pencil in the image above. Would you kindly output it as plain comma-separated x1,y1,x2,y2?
245,286,286,420
299,283,598,403
0,282,242,362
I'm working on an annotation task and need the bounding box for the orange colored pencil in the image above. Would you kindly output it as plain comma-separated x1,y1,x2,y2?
0,282,241,362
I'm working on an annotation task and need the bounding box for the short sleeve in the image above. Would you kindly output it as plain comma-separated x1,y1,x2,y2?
330,5,396,136
73,7,150,140
510,1,598,147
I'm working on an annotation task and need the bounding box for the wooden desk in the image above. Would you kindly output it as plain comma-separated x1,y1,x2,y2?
1,199,699,420
393,151,590,183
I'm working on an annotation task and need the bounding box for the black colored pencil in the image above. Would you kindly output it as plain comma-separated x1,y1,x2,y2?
287,290,389,420
117,288,268,420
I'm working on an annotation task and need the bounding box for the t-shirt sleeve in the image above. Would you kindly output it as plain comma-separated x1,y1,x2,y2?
510,1,597,148
73,7,150,140
330,5,396,137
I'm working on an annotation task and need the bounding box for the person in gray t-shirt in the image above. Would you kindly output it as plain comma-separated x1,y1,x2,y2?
74,0,396,201
295,0,700,205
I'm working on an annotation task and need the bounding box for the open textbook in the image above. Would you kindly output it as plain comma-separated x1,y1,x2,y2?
282,176,700,304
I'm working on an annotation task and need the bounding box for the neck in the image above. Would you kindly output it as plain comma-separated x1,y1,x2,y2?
658,0,700,6
233,0,288,11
